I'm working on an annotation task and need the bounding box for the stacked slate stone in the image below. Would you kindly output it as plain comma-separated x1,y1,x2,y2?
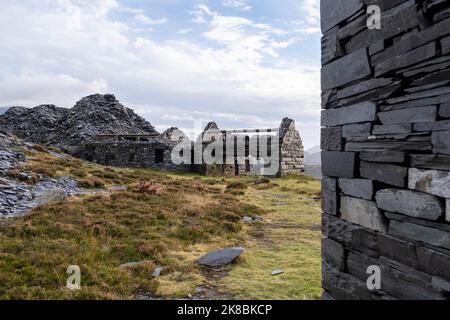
321,0,450,300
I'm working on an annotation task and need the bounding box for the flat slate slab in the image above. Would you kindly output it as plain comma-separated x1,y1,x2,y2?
376,189,443,221
322,102,377,126
322,152,356,178
341,196,387,233
197,247,244,267
321,48,372,91
390,221,450,251
339,178,373,200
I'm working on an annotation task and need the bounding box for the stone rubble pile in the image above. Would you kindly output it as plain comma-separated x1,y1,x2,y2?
0,133,81,218
0,94,160,154
321,0,450,300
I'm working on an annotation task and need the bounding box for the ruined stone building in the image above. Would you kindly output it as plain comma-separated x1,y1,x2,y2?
195,118,304,176
77,118,304,177
321,0,450,300
75,127,187,171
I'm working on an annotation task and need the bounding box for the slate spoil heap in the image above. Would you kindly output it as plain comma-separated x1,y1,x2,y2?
321,0,450,300
0,133,81,218
0,94,159,154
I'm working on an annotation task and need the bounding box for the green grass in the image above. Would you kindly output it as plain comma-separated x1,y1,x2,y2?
0,148,322,300
220,176,322,300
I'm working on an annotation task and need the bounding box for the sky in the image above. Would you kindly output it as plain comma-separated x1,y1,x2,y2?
0,0,321,149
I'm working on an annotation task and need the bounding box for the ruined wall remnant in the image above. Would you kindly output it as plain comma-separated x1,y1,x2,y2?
321,0,450,300
197,118,304,177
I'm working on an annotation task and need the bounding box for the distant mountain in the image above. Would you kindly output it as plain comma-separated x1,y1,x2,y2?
303,145,321,179
306,145,320,154
304,145,321,165
0,94,160,153
0,107,10,115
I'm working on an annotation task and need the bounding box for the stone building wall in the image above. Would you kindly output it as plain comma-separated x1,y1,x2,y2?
321,0,450,299
280,118,305,175
78,142,178,171
198,118,304,177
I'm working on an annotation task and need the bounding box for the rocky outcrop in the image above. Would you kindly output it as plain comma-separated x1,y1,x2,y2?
0,94,159,153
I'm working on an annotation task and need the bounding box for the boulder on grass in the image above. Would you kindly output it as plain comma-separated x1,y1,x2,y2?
197,247,244,267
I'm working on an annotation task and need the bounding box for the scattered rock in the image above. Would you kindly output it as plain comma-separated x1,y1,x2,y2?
243,216,263,223
36,189,67,206
119,260,153,269
152,267,163,278
197,248,244,267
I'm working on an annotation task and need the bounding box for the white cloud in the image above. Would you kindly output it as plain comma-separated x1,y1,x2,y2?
177,28,193,35
222,0,252,11
134,14,167,26
0,0,321,148
301,0,320,26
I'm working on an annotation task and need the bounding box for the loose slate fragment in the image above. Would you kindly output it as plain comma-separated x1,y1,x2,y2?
390,221,450,251
341,196,387,233
359,150,405,163
360,162,407,187
375,42,437,77
432,131,450,154
197,248,244,267
321,127,343,151
322,152,356,178
320,0,364,33
339,178,373,200
376,189,443,221
373,124,412,135
321,48,372,91
378,106,437,125
322,102,377,126
409,168,450,198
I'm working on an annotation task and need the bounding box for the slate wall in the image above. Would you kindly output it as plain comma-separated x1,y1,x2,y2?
321,0,450,300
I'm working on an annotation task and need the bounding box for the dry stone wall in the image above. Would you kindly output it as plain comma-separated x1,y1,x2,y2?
321,0,450,300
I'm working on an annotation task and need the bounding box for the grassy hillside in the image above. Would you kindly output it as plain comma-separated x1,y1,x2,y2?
0,146,322,300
